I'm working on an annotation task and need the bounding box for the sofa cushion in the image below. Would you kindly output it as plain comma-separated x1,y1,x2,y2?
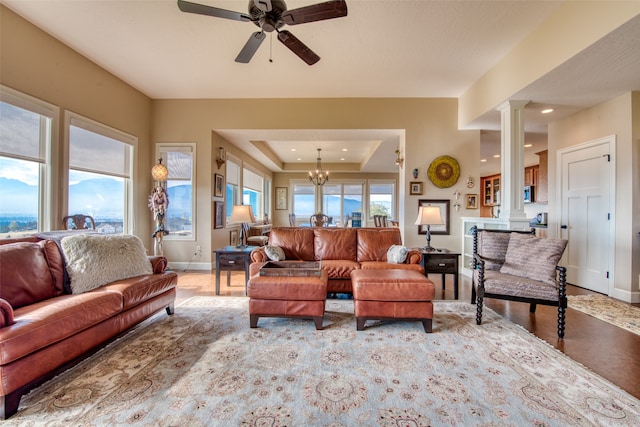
269,228,315,260
0,240,65,308
314,228,357,261
319,259,360,279
360,262,424,273
477,231,511,270
61,234,153,294
387,245,408,263
500,233,568,287
264,245,286,261
356,228,402,262
0,291,123,365
97,273,177,310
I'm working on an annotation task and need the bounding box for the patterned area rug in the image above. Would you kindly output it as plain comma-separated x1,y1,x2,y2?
7,297,640,426
568,294,640,336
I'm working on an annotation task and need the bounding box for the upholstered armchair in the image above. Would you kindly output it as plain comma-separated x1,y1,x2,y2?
471,226,568,338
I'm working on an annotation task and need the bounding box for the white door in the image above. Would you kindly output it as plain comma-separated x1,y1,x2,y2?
559,137,613,294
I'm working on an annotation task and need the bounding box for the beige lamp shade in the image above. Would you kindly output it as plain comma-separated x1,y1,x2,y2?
229,205,255,224
151,158,169,182
414,205,444,225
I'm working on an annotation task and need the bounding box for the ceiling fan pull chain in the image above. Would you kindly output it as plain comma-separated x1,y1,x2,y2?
269,33,273,63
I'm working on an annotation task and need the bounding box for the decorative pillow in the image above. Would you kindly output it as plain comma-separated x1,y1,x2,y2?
61,234,153,294
387,245,408,264
264,245,286,261
500,233,568,287
477,231,511,270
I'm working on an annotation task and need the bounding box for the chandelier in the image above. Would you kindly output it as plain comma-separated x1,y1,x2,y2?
309,148,329,186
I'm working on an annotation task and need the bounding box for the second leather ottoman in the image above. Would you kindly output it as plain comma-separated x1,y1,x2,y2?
351,269,436,333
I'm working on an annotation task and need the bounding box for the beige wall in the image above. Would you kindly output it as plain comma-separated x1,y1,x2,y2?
0,6,154,247
548,92,640,301
152,98,481,266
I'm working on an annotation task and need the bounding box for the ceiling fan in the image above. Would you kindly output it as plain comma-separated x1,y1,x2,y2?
177,0,348,65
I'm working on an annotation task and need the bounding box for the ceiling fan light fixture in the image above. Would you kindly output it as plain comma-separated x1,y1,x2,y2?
309,148,329,186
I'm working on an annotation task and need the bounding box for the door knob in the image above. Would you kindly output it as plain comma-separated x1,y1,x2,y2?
561,225,568,229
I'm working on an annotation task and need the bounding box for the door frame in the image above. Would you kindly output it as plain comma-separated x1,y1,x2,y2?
556,135,616,295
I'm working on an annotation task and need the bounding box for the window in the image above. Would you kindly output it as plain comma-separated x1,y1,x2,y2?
264,178,272,222
322,182,363,227
292,181,316,221
226,156,241,221
157,144,195,239
369,180,395,219
67,113,135,234
243,167,263,220
0,86,58,237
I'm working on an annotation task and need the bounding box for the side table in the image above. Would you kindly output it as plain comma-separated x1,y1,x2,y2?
421,249,460,299
213,245,254,295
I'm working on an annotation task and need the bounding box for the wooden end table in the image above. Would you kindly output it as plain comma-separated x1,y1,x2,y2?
421,248,460,299
213,245,254,295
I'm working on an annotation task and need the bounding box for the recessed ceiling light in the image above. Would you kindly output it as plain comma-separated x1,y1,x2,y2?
524,143,533,148
340,158,345,161
297,157,302,161
290,148,296,151
541,108,554,114
342,148,348,152
493,154,501,158
480,159,487,162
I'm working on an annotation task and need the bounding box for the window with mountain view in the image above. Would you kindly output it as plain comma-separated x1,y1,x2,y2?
369,181,395,219
0,87,57,238
322,182,363,227
157,144,195,239
68,114,135,234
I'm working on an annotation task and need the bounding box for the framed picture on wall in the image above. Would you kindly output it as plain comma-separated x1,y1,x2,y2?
410,181,423,195
214,174,224,198
214,201,224,229
417,199,450,235
230,229,239,246
466,194,478,209
275,187,288,210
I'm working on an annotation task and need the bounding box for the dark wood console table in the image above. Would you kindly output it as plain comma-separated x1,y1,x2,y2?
213,246,253,295
421,249,460,299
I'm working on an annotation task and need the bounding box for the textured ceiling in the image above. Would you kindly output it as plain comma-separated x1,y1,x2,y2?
3,1,640,174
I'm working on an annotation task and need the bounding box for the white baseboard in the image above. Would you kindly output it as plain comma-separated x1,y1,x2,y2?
167,262,212,272
611,287,640,303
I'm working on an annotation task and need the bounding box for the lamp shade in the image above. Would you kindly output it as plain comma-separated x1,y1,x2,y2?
414,205,444,226
229,205,255,224
151,158,169,182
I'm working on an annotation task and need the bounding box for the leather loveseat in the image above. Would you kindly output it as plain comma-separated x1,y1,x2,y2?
0,235,177,419
249,227,423,293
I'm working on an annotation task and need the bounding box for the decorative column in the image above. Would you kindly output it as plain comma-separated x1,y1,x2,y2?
496,100,529,220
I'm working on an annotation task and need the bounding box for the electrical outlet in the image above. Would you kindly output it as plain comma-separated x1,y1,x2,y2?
195,245,201,253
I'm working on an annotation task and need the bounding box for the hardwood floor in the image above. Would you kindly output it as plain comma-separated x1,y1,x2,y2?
173,270,640,400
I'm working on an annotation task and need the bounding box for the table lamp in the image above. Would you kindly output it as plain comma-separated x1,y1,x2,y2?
229,205,255,247
414,205,444,251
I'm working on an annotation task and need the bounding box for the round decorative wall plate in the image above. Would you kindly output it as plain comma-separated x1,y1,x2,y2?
427,155,460,188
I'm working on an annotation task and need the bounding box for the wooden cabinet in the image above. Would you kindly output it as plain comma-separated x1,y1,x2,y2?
524,165,539,186
535,150,548,203
482,174,500,206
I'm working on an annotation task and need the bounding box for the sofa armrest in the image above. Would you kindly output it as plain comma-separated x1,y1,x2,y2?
406,249,423,265
250,247,268,263
0,297,15,328
148,256,168,274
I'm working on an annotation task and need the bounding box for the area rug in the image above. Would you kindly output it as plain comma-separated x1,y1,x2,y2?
6,297,640,426
568,294,640,336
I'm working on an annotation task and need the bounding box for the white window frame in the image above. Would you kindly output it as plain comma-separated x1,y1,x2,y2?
156,143,196,240
64,111,136,235
367,179,397,223
0,85,59,231
321,179,365,226
242,164,264,220
226,154,242,224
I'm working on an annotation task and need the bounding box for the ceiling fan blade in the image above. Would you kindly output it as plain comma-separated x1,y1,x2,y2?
281,0,348,25
177,0,251,22
277,30,320,65
253,0,272,12
235,32,266,63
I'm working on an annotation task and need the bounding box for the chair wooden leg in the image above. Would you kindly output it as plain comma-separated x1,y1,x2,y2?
165,302,175,315
356,317,366,331
471,283,477,304
529,303,537,313
476,297,483,325
557,305,566,339
250,314,259,328
313,316,324,330
422,319,433,333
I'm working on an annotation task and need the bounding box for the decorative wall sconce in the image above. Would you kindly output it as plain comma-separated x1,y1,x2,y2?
395,149,404,168
453,190,461,211
216,147,226,169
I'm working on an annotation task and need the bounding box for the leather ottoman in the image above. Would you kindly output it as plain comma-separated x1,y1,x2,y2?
247,271,329,330
351,269,435,333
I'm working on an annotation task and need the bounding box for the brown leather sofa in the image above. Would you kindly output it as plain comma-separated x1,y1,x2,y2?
249,227,423,293
0,236,178,419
